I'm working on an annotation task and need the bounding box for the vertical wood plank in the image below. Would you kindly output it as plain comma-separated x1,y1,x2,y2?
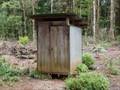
37,22,50,72
50,25,69,73
37,21,70,74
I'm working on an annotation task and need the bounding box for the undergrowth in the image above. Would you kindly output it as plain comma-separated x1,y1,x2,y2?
76,64,88,74
0,56,51,86
18,36,29,46
29,70,51,79
65,72,110,90
107,59,120,75
0,56,21,86
82,53,95,69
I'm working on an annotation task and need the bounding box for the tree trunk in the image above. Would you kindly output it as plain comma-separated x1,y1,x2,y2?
109,0,115,40
92,0,100,42
115,0,120,35
51,0,53,13
21,0,27,36
32,0,37,44
93,0,96,42
96,0,100,41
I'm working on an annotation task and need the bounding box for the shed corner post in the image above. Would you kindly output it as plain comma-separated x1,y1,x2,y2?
66,17,70,26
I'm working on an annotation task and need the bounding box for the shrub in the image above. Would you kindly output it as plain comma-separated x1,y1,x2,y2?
110,67,120,75
0,57,21,84
93,46,107,53
65,77,78,90
82,53,94,68
18,36,29,45
107,59,120,75
29,70,51,79
65,72,110,90
2,75,19,82
76,64,88,73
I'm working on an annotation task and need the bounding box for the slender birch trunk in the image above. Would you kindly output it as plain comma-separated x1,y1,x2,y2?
109,0,115,40
51,0,53,13
93,0,96,42
32,0,36,43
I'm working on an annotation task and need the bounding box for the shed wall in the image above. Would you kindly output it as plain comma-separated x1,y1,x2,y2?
70,25,82,74
37,22,50,73
37,21,70,74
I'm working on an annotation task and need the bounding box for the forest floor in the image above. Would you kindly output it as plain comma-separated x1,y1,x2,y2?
0,41,120,90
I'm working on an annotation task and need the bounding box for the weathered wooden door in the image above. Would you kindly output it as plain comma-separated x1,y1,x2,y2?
50,26,69,74
37,22,50,73
37,22,69,74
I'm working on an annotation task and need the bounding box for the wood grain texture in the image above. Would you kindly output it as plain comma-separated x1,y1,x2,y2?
50,26,69,73
37,21,69,74
37,22,50,72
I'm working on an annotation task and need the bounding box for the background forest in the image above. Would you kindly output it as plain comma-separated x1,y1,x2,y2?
0,0,120,42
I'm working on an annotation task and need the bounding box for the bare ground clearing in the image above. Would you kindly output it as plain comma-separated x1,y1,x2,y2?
0,41,120,90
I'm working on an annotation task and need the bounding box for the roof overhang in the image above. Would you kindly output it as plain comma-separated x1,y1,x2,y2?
31,13,87,27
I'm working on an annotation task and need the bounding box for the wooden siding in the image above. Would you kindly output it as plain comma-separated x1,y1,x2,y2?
70,25,82,74
37,22,50,73
37,21,70,74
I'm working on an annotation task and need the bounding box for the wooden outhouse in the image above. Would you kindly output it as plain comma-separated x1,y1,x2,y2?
32,13,85,75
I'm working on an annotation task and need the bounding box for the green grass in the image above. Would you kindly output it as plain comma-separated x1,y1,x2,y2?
29,70,51,79
107,59,120,75
76,64,88,74
0,56,21,85
0,56,51,85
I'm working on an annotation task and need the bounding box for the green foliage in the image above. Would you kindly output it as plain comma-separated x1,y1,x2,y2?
2,75,19,82
36,0,92,18
101,42,111,49
78,0,93,17
65,72,110,90
100,0,110,28
18,36,29,45
0,14,22,39
82,53,95,68
93,44,107,53
0,0,33,40
29,70,51,79
0,0,22,39
1,0,20,10
0,56,21,84
110,67,120,75
116,35,120,43
36,0,51,14
107,60,120,75
65,77,77,90
76,64,88,73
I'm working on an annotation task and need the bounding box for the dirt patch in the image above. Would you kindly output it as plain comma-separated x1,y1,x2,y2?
0,77,65,90
3,55,36,70
94,47,120,90
0,41,120,90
